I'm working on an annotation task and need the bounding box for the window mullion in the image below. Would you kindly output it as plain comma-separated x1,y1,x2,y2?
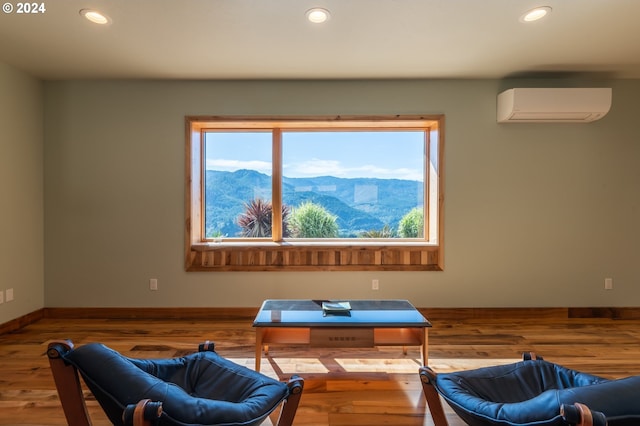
197,129,206,242
272,128,283,241
424,130,430,241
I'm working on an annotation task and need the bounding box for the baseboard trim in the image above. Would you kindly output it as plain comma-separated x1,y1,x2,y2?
43,307,259,320
3,306,639,335
568,307,640,320
422,307,570,321
424,307,640,320
42,306,640,321
0,308,45,335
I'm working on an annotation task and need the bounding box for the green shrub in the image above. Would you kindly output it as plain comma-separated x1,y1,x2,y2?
398,207,424,238
290,202,339,238
359,224,396,238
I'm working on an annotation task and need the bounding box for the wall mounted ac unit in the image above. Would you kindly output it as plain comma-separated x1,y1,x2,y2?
497,88,612,123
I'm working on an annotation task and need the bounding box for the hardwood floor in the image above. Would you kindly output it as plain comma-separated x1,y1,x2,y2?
2,315,640,425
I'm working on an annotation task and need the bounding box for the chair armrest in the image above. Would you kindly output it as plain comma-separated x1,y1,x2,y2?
561,403,607,426
198,340,216,352
123,399,163,426
275,376,304,426
522,352,543,361
419,366,449,426
47,340,92,426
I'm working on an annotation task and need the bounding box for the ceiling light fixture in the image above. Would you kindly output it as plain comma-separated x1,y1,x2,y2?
520,6,552,22
306,8,330,24
80,9,111,25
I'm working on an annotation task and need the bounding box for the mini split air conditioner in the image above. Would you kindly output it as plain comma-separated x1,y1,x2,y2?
497,88,612,123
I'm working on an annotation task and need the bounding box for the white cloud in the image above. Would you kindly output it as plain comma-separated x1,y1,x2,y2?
284,159,422,181
207,158,422,181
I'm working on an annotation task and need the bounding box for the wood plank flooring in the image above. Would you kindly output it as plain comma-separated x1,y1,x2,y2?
2,316,640,425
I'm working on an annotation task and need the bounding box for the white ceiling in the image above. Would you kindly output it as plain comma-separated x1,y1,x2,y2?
1,0,639,80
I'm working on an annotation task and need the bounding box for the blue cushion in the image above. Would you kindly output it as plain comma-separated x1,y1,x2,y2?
432,359,640,426
64,343,289,426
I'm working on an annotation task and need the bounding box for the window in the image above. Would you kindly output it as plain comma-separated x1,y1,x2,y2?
186,115,444,271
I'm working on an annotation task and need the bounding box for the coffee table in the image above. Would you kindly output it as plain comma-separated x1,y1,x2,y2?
252,299,431,371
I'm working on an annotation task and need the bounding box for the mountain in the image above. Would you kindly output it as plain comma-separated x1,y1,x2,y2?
204,170,423,238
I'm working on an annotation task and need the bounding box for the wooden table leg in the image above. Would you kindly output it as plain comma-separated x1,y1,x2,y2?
422,328,429,366
255,328,263,372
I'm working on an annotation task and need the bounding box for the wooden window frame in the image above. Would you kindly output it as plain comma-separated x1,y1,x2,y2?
185,115,445,271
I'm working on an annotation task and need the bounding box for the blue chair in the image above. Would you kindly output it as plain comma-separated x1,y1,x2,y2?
420,354,640,426
48,340,303,426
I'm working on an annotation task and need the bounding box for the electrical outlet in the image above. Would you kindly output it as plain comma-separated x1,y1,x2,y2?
372,279,379,290
149,279,158,291
6,288,13,302
604,278,613,290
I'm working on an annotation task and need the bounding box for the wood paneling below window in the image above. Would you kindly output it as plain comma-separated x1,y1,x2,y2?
186,243,441,271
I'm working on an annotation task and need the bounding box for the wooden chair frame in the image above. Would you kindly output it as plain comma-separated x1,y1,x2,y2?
47,340,303,426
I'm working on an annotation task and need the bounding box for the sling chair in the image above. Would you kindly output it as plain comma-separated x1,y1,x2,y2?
420,353,640,426
47,340,304,426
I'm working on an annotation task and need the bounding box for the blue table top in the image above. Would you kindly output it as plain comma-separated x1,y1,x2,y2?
253,299,431,328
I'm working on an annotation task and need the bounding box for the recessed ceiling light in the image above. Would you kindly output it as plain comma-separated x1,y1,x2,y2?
80,9,111,25
520,6,552,23
306,8,330,24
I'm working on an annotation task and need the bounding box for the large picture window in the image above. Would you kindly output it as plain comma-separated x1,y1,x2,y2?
186,116,444,271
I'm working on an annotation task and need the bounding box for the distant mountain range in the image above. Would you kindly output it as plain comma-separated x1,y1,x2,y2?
205,169,423,238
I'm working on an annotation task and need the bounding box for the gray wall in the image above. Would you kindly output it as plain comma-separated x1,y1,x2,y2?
41,79,640,309
0,63,44,323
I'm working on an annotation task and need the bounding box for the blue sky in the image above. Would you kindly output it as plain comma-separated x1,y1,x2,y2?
205,131,424,181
